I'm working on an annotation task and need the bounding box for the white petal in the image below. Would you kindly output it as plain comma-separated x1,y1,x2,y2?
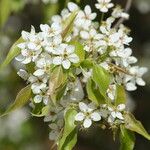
111,111,116,118
91,112,101,121
33,69,45,77
22,57,31,64
68,2,78,12
67,45,75,54
62,59,71,69
34,95,42,103
80,31,90,39
68,54,79,63
79,102,88,112
15,54,25,62
53,56,62,65
75,112,85,121
83,118,92,128
136,78,146,86
117,104,126,111
126,82,137,91
84,5,91,15
116,112,124,120
17,43,26,49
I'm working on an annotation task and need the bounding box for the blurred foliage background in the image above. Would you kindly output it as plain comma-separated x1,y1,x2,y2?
0,0,150,149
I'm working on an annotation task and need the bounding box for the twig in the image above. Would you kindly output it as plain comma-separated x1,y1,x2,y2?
114,0,133,29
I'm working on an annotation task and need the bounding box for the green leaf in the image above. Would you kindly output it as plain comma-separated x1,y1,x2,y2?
0,85,32,117
81,59,93,69
115,85,126,106
0,37,23,72
0,0,11,28
48,66,67,104
70,41,85,65
58,108,77,150
92,64,111,98
119,125,135,150
125,113,150,140
31,105,50,117
62,10,78,39
86,78,105,105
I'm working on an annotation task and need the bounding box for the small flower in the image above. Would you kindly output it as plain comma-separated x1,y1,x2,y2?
108,104,125,123
53,44,79,69
125,66,148,91
95,0,114,13
75,102,101,128
40,23,62,37
75,5,97,30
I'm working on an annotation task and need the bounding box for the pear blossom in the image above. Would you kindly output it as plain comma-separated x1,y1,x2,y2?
75,5,97,30
108,104,126,123
53,44,79,69
75,102,101,128
95,0,114,13
14,1,148,145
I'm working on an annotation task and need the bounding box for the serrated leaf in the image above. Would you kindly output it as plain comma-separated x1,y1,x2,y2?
48,66,67,104
120,125,135,150
86,78,105,105
0,37,23,72
92,64,111,98
125,113,150,140
58,108,77,150
115,85,126,106
0,85,32,117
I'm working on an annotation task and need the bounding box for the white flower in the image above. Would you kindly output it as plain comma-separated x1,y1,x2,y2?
53,44,79,69
40,23,62,37
108,104,125,123
33,54,52,77
75,5,97,30
31,82,47,94
112,6,129,19
125,66,148,91
95,0,114,13
44,35,62,54
75,102,101,128
107,84,116,101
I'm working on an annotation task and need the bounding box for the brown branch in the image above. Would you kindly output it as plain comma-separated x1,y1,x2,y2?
114,0,133,29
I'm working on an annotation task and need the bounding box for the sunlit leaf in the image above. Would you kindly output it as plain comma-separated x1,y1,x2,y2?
125,113,150,140
70,41,85,66
86,78,105,105
92,64,111,98
62,10,78,39
48,66,67,104
58,108,77,150
120,125,135,150
0,37,23,72
115,85,126,106
0,85,32,117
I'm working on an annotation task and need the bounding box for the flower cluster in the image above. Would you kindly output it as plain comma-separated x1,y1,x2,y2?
15,0,147,145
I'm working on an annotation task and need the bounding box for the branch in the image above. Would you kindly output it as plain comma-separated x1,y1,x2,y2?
114,0,133,29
